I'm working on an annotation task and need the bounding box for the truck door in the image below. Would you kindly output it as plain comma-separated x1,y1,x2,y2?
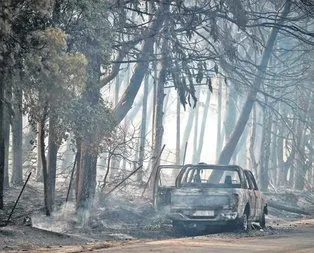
248,171,262,219
244,171,257,220
153,165,182,211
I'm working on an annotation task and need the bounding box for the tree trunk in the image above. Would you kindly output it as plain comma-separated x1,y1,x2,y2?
192,90,200,163
11,87,23,186
259,105,271,191
195,90,211,162
3,105,10,189
110,73,122,181
137,74,149,182
36,122,43,182
269,119,278,185
216,79,223,161
150,36,169,191
276,103,285,186
0,73,4,209
175,93,181,165
248,104,258,177
40,105,52,216
112,1,169,125
47,115,59,208
180,107,195,161
75,139,81,201
76,140,98,209
218,2,291,165
76,46,102,210
294,90,312,190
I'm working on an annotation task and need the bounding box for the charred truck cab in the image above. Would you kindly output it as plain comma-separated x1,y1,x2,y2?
153,164,267,232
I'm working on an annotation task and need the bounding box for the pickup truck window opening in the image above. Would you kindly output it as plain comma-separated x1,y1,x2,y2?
248,171,259,190
244,172,254,190
178,166,242,188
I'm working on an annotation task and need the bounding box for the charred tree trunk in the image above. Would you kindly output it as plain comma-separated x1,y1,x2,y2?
218,2,291,165
137,75,149,182
216,80,223,161
248,104,258,177
76,43,102,210
110,74,122,181
259,105,271,191
150,36,169,190
77,140,98,209
75,139,81,201
36,122,43,182
175,93,181,165
151,65,166,176
11,87,23,186
269,119,278,186
192,90,200,163
40,105,52,216
3,105,10,189
0,73,4,209
276,104,285,186
47,115,59,207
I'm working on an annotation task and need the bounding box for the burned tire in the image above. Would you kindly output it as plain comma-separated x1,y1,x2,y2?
260,211,266,228
237,211,249,232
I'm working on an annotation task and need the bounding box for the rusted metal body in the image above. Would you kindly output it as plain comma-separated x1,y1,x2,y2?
153,164,267,231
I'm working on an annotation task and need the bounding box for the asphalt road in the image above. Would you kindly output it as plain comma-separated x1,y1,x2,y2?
97,223,314,253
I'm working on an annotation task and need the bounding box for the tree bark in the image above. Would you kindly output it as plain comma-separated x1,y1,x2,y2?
276,103,285,186
36,122,43,182
150,35,169,190
137,74,149,182
11,87,23,186
192,90,200,163
0,73,4,209
216,80,223,161
77,141,98,209
248,104,258,177
40,105,52,216
76,45,102,209
218,2,291,165
3,105,10,189
75,139,81,201
259,105,271,191
47,115,59,207
175,93,181,165
269,118,278,185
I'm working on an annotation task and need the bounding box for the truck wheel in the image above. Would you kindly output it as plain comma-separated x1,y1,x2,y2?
238,212,249,232
260,211,266,228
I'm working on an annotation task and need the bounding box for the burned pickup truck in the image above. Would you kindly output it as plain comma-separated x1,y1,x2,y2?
153,164,267,232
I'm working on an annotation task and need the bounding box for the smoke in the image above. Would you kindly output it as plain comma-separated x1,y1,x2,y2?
31,193,169,240
32,202,78,233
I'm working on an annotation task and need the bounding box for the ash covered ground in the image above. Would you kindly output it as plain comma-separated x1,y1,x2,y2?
0,183,313,251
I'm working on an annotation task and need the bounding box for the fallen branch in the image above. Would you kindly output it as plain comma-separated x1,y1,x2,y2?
141,144,166,197
4,172,32,226
268,199,310,215
66,152,78,203
105,165,143,197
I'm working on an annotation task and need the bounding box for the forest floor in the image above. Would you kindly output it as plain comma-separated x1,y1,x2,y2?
0,182,314,252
